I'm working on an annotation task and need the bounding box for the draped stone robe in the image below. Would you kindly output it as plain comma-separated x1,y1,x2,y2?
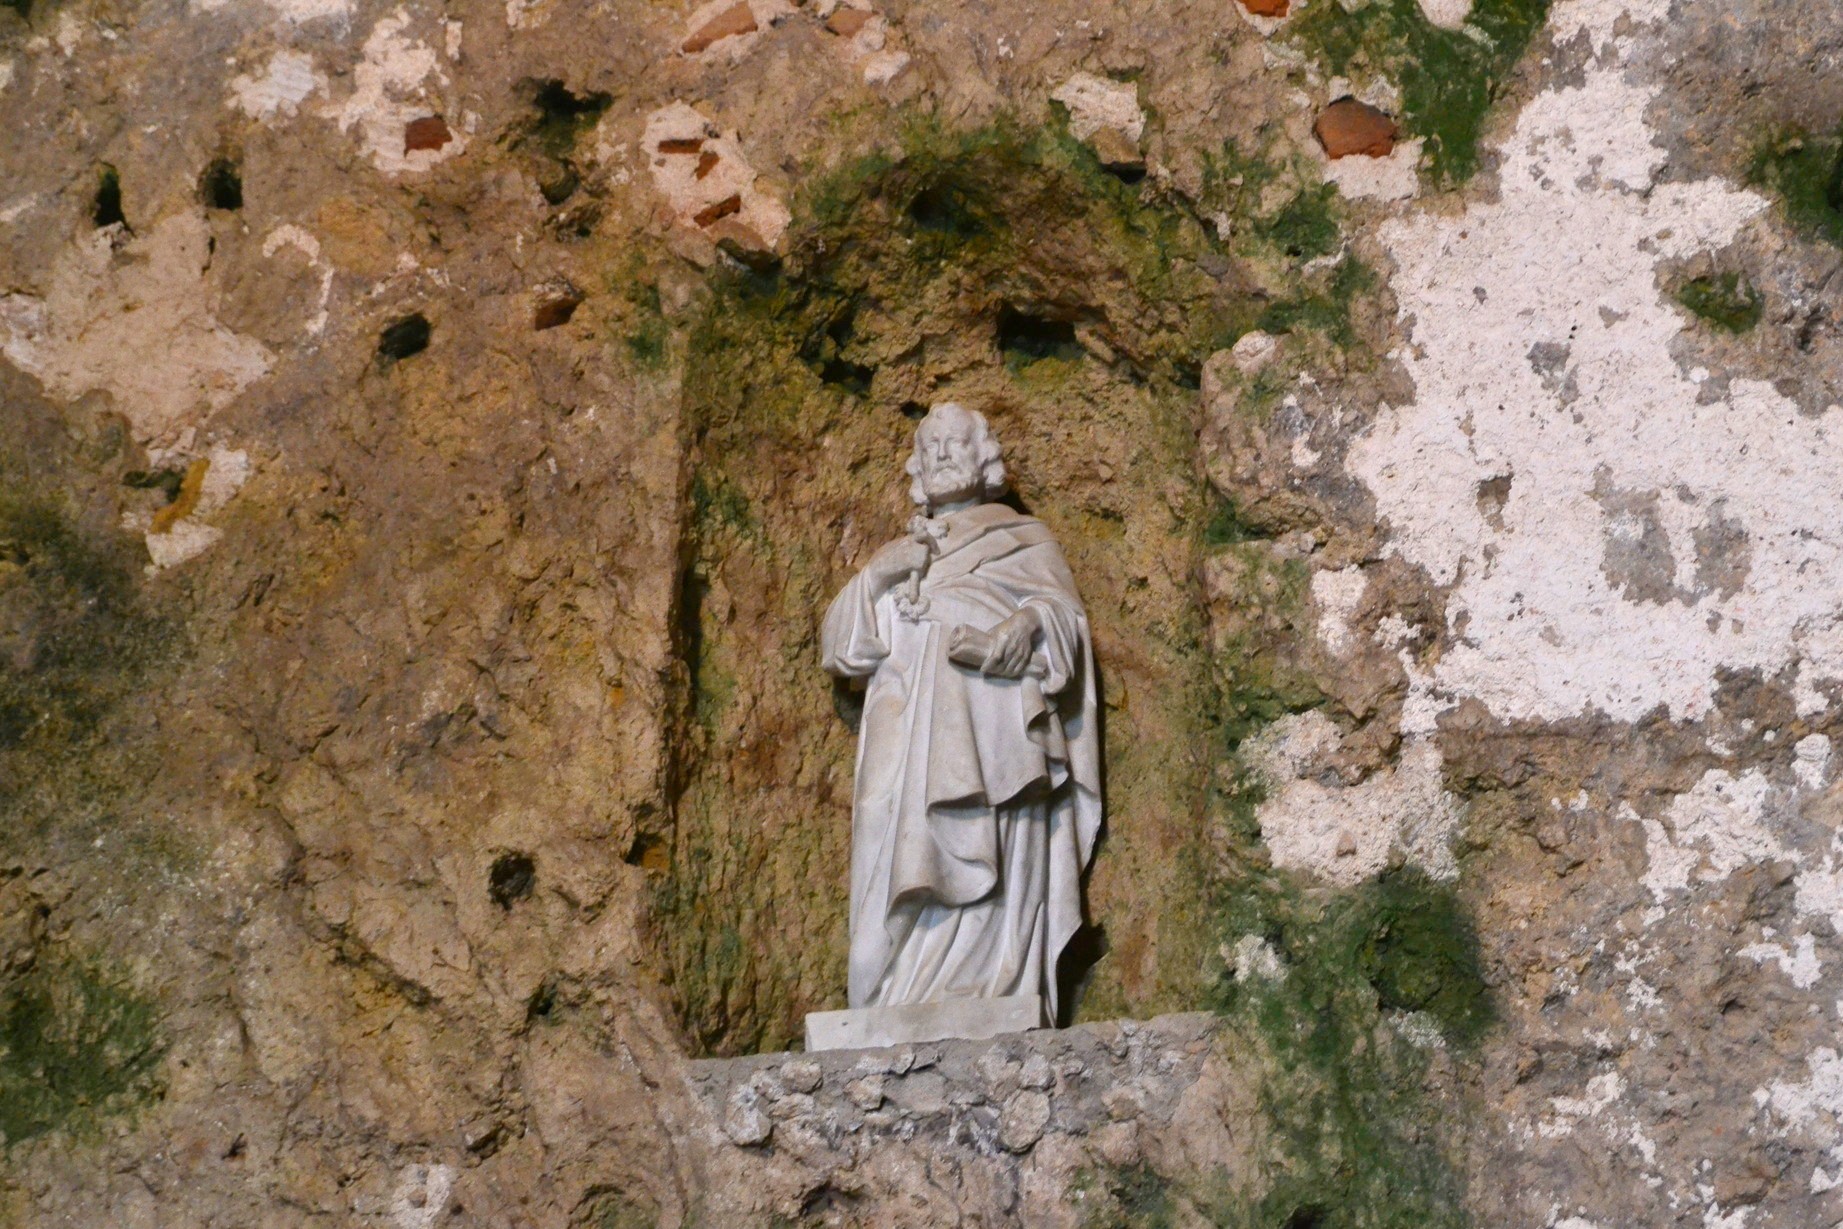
821,502,1101,1020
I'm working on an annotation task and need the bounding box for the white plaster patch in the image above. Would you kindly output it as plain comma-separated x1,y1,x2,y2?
1759,1049,1843,1194
193,0,352,19
0,194,40,225
863,49,910,87
1345,0,1843,729
0,214,273,449
1230,933,1284,982
1639,768,1783,899
1415,0,1473,29
1320,136,1423,201
642,102,791,251
1539,1070,1625,1139
1230,329,1278,375
1050,73,1145,143
323,11,468,175
387,1163,455,1229
230,50,325,122
1738,934,1823,990
1247,715,1460,886
262,225,334,336
135,446,252,570
1312,565,1366,656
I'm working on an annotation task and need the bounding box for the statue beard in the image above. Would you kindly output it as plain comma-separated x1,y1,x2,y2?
921,464,980,508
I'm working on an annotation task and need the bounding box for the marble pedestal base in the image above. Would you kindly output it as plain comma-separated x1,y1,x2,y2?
804,994,1045,1052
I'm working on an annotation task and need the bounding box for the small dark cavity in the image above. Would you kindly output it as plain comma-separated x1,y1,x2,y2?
906,180,984,238
803,309,875,393
533,286,584,330
624,832,669,872
539,167,580,206
1283,1205,1327,1229
222,1134,246,1160
799,1184,858,1216
1,0,32,19
1105,161,1147,186
92,165,125,228
997,306,1082,364
199,158,243,211
525,979,557,1021
123,468,185,503
377,313,432,363
898,400,929,420
530,78,612,159
488,852,536,908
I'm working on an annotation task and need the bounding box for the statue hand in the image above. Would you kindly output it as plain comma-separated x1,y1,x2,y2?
865,537,931,592
981,607,1040,678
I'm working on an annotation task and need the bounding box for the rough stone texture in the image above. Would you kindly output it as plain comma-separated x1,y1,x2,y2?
683,1013,1255,1224
3,0,1843,1224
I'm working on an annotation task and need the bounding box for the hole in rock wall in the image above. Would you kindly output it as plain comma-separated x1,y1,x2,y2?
488,852,536,908
92,165,125,229
644,120,1295,1056
199,158,243,211
377,313,432,363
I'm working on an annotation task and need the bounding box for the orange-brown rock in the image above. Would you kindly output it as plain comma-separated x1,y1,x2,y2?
693,193,743,226
683,2,757,53
1313,97,1398,158
402,115,452,153
532,283,584,331
826,7,871,36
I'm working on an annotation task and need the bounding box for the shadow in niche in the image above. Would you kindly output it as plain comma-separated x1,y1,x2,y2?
1056,646,1110,1026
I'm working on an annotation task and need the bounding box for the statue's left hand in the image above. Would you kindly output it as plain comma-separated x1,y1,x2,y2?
981,607,1041,678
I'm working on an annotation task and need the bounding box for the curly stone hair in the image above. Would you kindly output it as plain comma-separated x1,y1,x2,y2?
905,402,1008,508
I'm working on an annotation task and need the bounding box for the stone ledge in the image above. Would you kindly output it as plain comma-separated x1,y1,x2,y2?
804,994,1045,1051
686,1012,1219,1154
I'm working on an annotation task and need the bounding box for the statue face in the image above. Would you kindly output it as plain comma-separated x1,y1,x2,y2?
915,414,984,506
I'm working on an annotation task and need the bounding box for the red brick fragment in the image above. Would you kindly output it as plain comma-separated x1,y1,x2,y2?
403,115,452,154
693,194,743,227
658,137,705,155
695,150,720,179
682,2,757,53
1240,0,1289,15
1314,98,1398,159
826,7,871,35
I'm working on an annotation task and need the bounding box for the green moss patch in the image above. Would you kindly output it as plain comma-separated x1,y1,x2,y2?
1748,127,1843,248
0,496,168,760
1675,271,1762,334
1208,869,1489,1227
0,958,165,1146
1289,0,1553,185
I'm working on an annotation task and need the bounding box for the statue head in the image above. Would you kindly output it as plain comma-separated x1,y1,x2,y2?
906,402,1007,510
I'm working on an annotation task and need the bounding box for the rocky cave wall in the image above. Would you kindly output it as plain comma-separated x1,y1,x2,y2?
3,0,1843,1225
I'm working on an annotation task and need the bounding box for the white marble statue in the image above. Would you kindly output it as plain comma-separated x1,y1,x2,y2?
821,403,1101,1023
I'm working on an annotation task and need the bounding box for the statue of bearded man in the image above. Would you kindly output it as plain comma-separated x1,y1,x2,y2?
821,403,1101,1025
